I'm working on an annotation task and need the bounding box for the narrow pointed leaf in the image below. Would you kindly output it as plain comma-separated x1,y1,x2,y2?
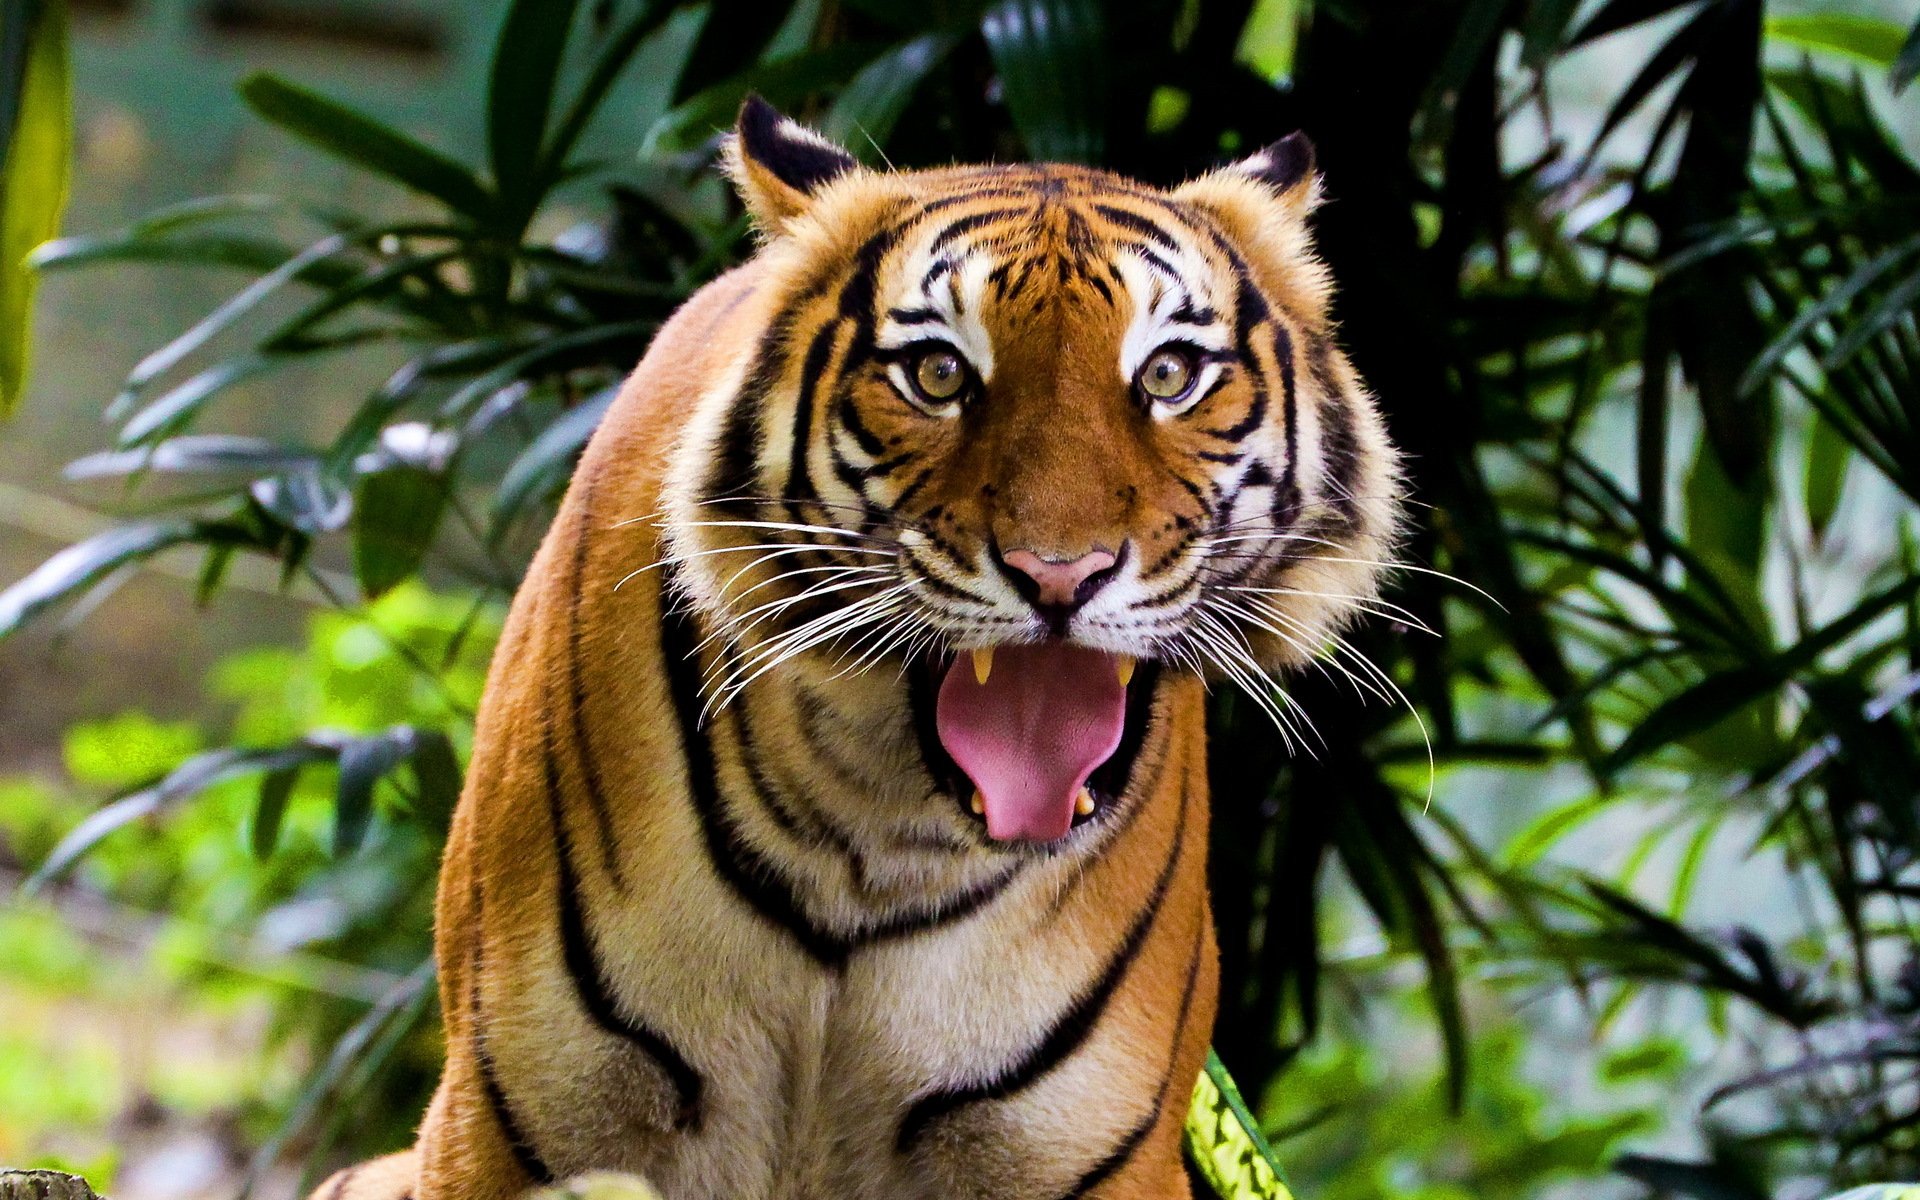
488,0,581,229
823,34,959,153
981,0,1106,164
251,765,301,859
492,385,615,530
0,0,70,416
239,73,492,219
333,728,416,856
0,520,200,637
1889,14,1920,90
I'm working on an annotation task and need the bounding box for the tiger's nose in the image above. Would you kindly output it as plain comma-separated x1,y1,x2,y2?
998,546,1120,613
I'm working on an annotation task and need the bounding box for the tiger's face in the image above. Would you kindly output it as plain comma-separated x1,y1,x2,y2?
663,98,1400,843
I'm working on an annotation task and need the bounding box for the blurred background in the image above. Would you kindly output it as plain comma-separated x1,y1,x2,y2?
2,0,1919,1198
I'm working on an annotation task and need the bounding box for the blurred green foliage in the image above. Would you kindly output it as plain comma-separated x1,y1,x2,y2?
4,0,1920,1197
0,586,488,1186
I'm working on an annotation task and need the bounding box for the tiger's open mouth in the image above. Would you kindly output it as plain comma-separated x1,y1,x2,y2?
909,644,1161,844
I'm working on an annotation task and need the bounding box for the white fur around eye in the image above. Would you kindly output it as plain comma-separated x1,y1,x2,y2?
1112,249,1231,384
876,245,997,384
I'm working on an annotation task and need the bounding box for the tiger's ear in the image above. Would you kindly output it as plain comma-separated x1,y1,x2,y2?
1173,131,1330,314
1172,131,1321,220
723,94,860,231
1227,131,1317,197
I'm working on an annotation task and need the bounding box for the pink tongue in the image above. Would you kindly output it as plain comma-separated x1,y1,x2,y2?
935,643,1126,843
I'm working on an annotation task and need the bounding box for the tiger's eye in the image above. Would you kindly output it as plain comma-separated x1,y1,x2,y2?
914,348,968,402
1139,349,1195,400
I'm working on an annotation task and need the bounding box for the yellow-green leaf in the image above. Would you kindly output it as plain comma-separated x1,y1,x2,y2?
0,0,71,417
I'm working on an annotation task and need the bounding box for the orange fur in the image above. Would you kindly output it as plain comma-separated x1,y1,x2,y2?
313,99,1397,1200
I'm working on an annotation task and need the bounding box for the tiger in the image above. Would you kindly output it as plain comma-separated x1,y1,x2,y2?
314,95,1400,1200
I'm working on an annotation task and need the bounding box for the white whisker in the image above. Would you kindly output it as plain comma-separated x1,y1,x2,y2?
1221,584,1437,637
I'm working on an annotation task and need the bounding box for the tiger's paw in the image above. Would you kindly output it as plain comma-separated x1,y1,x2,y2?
527,1172,664,1200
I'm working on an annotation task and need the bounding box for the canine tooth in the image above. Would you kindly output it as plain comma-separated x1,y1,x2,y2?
972,647,994,685
1116,656,1136,687
1075,788,1096,816
970,790,986,815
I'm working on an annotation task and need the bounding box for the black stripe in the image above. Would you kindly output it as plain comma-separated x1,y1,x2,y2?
1272,323,1302,529
733,693,881,897
909,565,988,605
476,1049,553,1187
707,287,819,503
897,772,1188,1152
785,318,845,506
1130,570,1200,613
1171,470,1215,520
658,577,846,965
543,715,706,1129
658,567,1020,968
562,484,624,889
1130,243,1181,281
929,207,1028,253
1309,340,1360,532
891,464,938,510
1091,203,1184,253
838,392,888,458
1061,923,1206,1198
469,919,554,1186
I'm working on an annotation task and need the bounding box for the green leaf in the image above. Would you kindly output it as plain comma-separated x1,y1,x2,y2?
1616,1155,1768,1200
251,764,300,859
64,434,315,481
238,961,436,1196
823,34,960,152
253,464,352,534
238,73,493,220
645,42,880,153
1896,15,1920,91
491,385,616,531
406,729,462,832
28,229,357,284
118,352,281,446
761,0,825,62
1736,232,1920,398
0,0,70,416
1821,262,1920,371
333,728,416,856
0,520,200,638
1803,413,1849,542
258,249,458,352
1503,793,1614,868
1419,0,1507,136
488,0,581,230
28,742,327,890
352,465,447,600
62,710,201,787
1600,573,1920,775
1765,14,1908,68
981,0,1107,164
433,318,652,421
540,0,685,183
1521,0,1585,68
111,233,347,421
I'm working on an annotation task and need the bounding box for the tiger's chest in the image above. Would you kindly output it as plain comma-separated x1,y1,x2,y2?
486,666,1196,1199
519,850,1129,1200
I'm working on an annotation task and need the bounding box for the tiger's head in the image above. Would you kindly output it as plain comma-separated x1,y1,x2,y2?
662,97,1401,843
